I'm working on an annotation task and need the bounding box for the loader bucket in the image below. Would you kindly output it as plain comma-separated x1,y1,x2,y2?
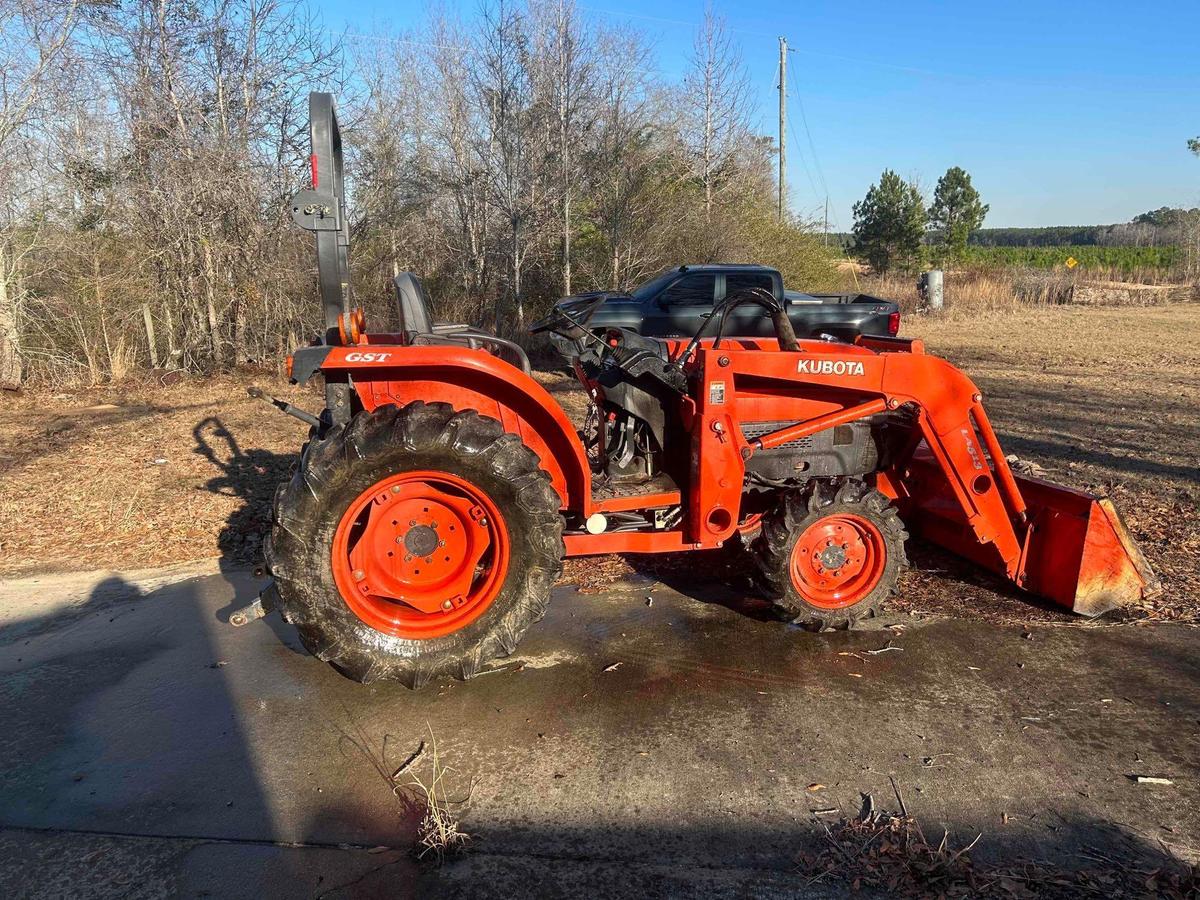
899,450,1160,617
1015,474,1160,616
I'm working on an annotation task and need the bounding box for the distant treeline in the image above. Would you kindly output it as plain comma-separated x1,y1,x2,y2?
962,244,1181,274
830,207,1199,253
969,226,1119,246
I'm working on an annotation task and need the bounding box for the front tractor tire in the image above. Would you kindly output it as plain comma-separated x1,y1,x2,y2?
752,480,908,630
266,402,564,688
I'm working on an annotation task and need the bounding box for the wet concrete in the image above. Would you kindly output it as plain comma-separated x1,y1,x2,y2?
0,567,1197,897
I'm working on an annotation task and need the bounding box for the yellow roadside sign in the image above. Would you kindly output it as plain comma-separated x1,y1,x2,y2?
1065,256,1079,269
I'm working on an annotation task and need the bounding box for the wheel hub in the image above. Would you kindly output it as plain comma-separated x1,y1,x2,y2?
332,471,508,638
403,524,439,558
789,513,887,610
818,544,848,570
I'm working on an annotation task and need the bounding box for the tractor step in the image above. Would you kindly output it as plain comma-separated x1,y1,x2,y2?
591,472,680,513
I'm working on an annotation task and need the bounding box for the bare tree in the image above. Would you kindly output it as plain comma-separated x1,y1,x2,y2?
0,0,82,387
2,0,828,383
586,26,663,288
681,8,752,229
530,0,596,295
86,0,340,371
475,0,540,332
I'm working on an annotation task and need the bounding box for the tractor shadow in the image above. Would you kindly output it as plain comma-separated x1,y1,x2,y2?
192,415,298,570
622,535,1078,629
622,545,780,622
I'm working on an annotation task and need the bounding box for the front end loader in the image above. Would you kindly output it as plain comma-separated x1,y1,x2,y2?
238,93,1158,687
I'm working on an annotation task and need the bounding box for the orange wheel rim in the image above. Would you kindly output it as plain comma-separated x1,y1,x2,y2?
789,514,886,610
332,470,509,639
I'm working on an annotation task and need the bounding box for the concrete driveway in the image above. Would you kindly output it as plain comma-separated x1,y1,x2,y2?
1,564,1196,898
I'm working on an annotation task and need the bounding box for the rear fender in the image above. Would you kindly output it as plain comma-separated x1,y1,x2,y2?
320,345,592,513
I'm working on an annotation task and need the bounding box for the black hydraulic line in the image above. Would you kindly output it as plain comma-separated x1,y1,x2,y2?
677,286,798,370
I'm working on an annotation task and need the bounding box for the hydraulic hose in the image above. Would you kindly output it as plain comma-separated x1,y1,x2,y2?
673,286,801,371
712,287,800,353
770,308,800,352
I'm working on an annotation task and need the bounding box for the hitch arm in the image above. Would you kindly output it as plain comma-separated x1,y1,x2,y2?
248,386,321,428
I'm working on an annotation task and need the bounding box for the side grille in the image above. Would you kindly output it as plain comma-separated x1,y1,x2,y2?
739,421,814,451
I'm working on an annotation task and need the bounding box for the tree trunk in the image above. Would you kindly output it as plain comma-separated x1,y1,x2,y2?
511,217,523,334
202,241,221,367
563,190,572,295
142,304,159,368
0,244,22,389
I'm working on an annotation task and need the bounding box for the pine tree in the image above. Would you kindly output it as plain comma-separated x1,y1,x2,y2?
851,170,926,273
929,167,988,262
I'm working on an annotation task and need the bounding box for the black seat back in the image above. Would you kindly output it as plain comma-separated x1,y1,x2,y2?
390,271,532,374
393,272,434,339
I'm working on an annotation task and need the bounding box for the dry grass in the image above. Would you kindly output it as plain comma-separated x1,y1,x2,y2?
0,370,314,576
334,721,472,864
853,267,1198,314
799,792,1199,898
855,268,1077,313
407,730,471,863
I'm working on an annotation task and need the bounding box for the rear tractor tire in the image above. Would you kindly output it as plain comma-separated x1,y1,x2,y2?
751,479,907,631
266,401,564,688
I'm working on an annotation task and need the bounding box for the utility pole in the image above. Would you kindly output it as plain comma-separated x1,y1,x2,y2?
823,197,829,246
778,36,786,222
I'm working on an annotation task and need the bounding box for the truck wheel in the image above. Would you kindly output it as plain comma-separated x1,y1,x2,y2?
265,402,564,688
752,480,907,630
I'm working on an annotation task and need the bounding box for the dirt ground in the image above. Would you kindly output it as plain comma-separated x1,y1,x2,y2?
1,302,1196,623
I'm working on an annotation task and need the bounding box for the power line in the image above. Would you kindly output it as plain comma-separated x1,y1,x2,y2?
786,58,839,231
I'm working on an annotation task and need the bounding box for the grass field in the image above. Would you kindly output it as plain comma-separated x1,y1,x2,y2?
1,302,1196,621
962,244,1183,275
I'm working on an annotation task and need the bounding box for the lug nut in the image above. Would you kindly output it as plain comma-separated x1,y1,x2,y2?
425,557,433,564
391,485,401,494
441,599,453,610
352,569,365,581
409,520,416,526
479,517,488,526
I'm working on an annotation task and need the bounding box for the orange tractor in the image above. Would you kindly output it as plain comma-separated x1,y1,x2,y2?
236,94,1158,687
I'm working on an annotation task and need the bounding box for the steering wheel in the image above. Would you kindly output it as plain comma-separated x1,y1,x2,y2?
529,295,608,336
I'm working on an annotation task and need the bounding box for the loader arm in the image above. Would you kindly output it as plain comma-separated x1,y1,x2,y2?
709,338,1158,615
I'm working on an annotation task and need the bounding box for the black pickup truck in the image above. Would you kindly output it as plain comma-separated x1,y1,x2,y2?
550,264,899,342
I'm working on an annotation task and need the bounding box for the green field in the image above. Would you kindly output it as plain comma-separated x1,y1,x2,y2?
962,244,1181,274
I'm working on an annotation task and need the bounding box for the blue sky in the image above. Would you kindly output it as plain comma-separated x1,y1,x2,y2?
315,0,1200,230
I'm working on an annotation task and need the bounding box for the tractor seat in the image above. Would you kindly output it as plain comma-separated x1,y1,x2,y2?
393,273,531,374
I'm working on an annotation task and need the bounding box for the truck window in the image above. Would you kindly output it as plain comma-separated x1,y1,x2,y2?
660,273,716,306
725,271,774,299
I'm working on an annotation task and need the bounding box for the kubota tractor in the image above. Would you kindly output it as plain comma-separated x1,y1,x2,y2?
233,94,1158,687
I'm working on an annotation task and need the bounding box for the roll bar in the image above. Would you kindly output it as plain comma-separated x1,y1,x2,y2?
290,92,350,347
